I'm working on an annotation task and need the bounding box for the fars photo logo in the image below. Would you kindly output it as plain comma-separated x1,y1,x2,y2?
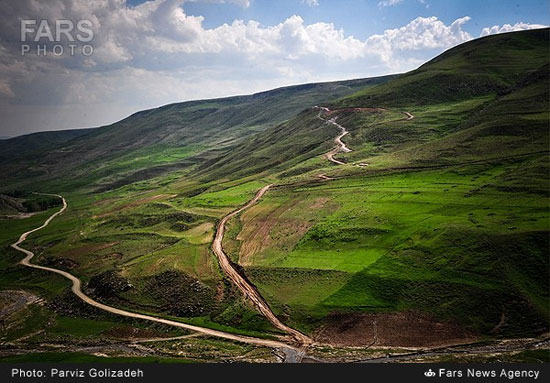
20,18,94,56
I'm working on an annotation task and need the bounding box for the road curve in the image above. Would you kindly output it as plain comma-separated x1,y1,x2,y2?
11,195,297,351
212,185,312,346
316,107,414,165
315,107,352,165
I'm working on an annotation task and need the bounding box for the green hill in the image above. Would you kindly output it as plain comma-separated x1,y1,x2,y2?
0,76,392,192
0,29,547,351
338,28,549,107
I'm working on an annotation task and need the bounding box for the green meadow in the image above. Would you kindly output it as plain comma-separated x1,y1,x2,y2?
0,30,547,356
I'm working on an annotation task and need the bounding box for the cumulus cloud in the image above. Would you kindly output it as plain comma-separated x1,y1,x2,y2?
0,0,478,135
480,22,547,36
1,0,473,70
0,0,537,136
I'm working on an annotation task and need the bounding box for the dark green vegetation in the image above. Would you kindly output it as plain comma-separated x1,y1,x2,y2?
0,76,391,192
0,29,548,359
0,192,62,215
0,129,92,164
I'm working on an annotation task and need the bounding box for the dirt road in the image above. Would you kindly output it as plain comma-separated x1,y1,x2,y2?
325,117,352,165
315,107,352,165
316,107,414,165
212,185,312,346
10,195,299,352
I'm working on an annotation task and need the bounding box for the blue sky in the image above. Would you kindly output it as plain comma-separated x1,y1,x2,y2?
130,0,549,38
0,0,548,136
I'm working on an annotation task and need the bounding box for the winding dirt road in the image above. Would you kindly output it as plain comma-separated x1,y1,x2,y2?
325,117,352,165
10,195,298,352
10,106,415,360
315,107,352,165
316,107,414,165
212,185,312,346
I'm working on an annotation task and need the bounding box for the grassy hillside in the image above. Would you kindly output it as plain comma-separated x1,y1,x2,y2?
0,29,548,353
338,29,549,107
216,29,550,343
0,129,93,162
0,76,392,192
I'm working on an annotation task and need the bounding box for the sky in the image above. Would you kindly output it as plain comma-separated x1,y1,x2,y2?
0,0,548,137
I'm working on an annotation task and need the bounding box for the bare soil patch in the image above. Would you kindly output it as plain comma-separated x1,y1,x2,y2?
309,197,329,209
315,311,476,348
45,257,79,270
0,212,40,219
0,290,42,320
238,199,313,266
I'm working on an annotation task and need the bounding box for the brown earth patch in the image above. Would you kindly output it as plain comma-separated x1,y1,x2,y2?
314,311,476,348
92,194,177,219
0,212,40,220
237,199,313,266
91,197,118,207
0,290,43,320
60,242,119,257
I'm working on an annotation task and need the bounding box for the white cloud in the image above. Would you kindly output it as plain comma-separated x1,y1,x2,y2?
303,0,320,7
378,0,403,8
363,16,472,71
0,0,537,136
0,0,474,73
480,22,547,36
0,0,477,135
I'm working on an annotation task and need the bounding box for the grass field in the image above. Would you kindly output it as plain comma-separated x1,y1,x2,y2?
0,29,548,357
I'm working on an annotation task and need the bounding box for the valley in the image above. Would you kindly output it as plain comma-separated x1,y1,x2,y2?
0,29,548,363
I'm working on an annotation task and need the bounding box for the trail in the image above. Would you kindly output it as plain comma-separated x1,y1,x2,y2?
10,195,299,353
209,106,379,348
325,117,352,165
317,174,334,181
212,185,312,347
315,106,414,167
10,106,415,361
315,106,352,165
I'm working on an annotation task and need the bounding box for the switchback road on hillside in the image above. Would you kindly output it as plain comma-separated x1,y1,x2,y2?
11,196,299,353
325,117,352,165
316,106,414,165
315,106,352,165
11,106,414,360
